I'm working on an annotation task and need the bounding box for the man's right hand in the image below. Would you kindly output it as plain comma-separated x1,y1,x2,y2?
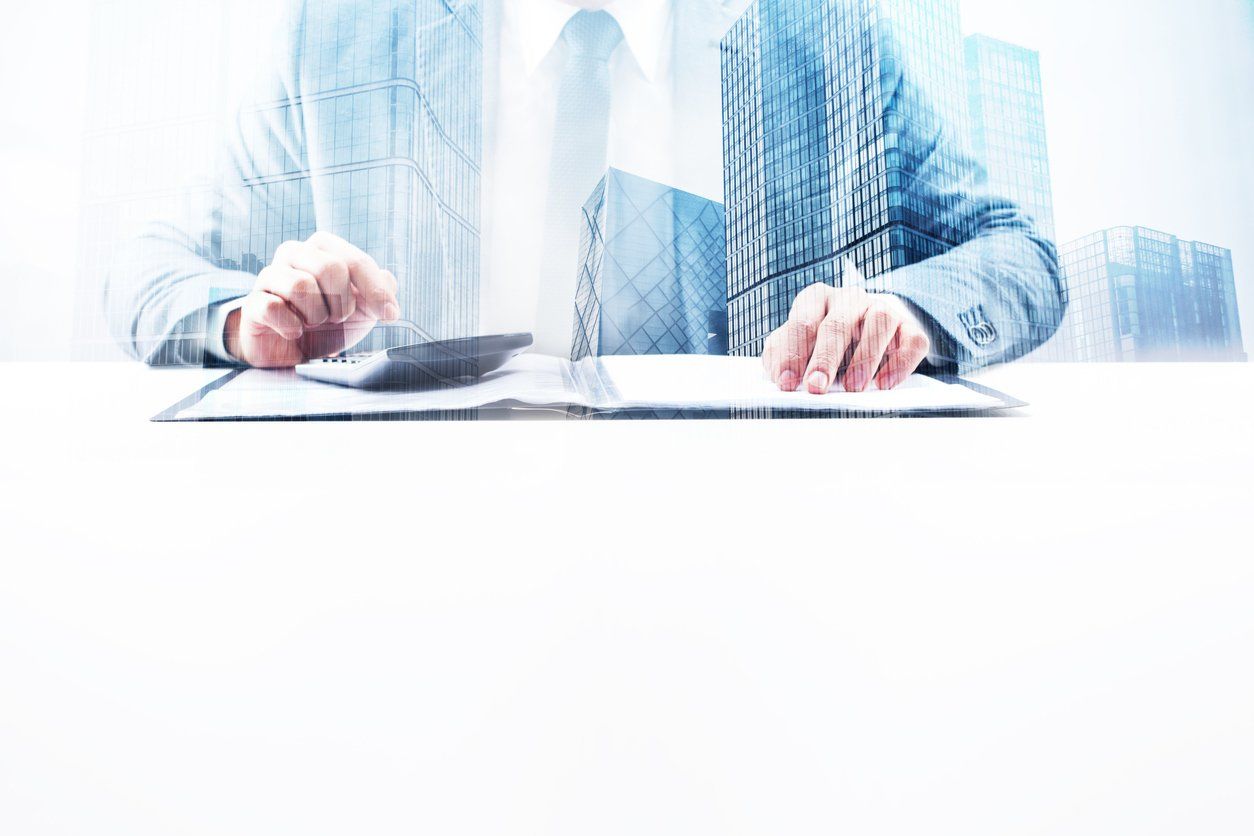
225,232,401,368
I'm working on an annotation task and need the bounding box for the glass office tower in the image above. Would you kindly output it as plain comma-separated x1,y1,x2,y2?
964,34,1071,360
572,169,728,361
721,0,974,357
879,0,968,128
216,1,483,348
965,35,1054,242
84,0,482,360
1062,227,1246,362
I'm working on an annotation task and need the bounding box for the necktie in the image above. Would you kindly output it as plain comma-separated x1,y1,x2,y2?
535,10,624,358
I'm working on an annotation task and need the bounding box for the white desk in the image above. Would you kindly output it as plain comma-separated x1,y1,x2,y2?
1,362,1252,835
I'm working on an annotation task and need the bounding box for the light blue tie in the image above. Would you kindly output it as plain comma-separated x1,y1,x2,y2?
536,10,624,356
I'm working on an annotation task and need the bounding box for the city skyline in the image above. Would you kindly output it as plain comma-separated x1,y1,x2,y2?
2,0,1247,362
961,29,1245,362
1062,226,1245,362
958,0,1253,349
717,0,1244,364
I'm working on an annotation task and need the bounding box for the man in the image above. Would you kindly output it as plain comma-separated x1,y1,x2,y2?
105,0,1063,392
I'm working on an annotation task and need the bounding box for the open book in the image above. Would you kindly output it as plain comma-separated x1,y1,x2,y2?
160,354,1018,421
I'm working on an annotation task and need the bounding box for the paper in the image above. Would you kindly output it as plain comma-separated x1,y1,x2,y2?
172,354,1007,420
595,355,1004,412
176,354,589,420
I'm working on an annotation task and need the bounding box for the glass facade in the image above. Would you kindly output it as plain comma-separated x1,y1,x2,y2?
964,35,1054,242
964,33,1072,361
721,0,977,358
218,0,483,349
1062,226,1246,362
572,169,728,361
85,0,482,361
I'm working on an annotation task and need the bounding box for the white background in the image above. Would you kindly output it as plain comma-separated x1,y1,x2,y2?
1,361,1252,834
0,0,1251,361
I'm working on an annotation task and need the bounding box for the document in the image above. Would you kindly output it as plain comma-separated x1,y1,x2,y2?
165,354,1013,421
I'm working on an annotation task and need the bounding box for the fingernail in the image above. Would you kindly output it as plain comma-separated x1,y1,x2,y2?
808,371,829,393
846,369,867,392
383,303,400,321
777,369,799,391
879,374,898,390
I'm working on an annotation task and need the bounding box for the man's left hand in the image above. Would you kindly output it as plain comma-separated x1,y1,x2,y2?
761,285,932,393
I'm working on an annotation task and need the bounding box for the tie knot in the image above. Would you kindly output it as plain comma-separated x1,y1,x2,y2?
562,10,624,61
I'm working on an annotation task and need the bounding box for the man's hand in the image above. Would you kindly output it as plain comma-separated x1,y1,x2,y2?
225,232,401,368
762,285,931,393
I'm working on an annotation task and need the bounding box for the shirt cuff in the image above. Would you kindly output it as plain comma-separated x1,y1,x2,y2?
205,296,248,364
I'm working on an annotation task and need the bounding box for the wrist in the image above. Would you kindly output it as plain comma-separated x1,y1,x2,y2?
224,308,245,364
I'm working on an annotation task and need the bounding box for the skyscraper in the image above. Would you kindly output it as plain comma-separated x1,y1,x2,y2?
879,0,969,129
964,34,1070,360
1062,227,1245,362
86,0,482,362
572,169,728,361
216,1,483,350
965,35,1055,242
721,0,975,358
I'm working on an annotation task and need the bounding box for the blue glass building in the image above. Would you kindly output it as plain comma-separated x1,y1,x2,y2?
571,169,728,361
965,35,1055,243
1062,227,1246,362
964,34,1073,360
721,0,977,357
98,1,483,365
217,1,483,349
879,0,969,129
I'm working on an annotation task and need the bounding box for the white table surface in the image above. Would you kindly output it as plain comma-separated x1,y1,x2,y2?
1,361,1252,835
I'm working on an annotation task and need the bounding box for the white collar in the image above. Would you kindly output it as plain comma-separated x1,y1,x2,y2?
510,0,672,82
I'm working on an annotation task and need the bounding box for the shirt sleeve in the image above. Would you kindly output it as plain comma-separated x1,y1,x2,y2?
863,21,1066,374
101,3,307,366
204,296,250,365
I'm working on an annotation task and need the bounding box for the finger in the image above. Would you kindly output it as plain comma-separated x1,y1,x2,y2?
764,284,833,391
875,328,930,390
761,330,783,375
765,320,815,391
761,340,791,390
309,232,398,321
761,337,776,375
259,266,329,328
285,242,355,324
243,290,304,343
803,303,864,394
786,282,832,330
376,271,401,321
844,300,901,392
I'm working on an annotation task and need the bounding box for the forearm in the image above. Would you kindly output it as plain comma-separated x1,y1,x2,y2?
876,210,1065,373
103,3,307,367
103,220,254,366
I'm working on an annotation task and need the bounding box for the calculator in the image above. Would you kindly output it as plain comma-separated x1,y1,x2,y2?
294,333,534,391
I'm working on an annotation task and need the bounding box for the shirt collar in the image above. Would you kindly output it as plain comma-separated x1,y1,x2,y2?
512,0,672,82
